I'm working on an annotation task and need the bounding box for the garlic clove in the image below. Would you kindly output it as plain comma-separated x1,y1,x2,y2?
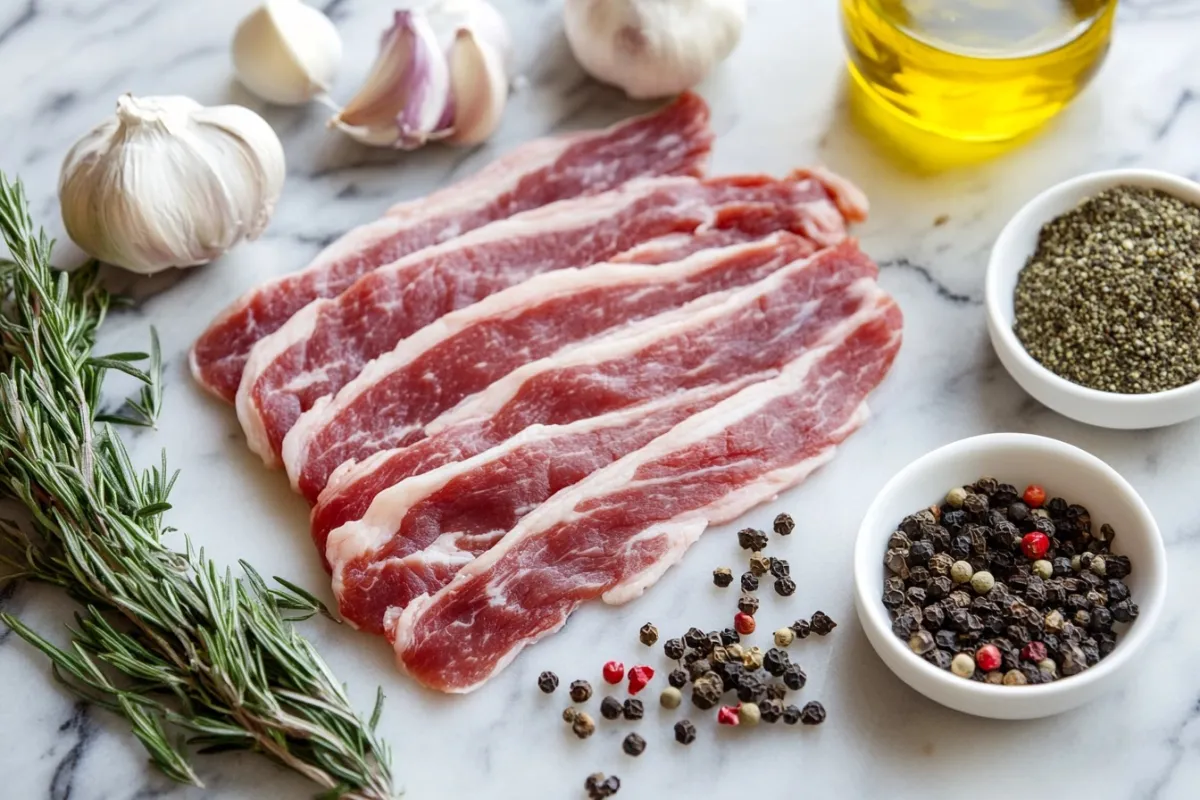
424,0,513,67
444,27,508,146
332,10,452,149
59,94,285,275
233,0,342,106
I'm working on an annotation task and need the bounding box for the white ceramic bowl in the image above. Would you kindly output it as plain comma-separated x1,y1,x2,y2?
854,433,1166,719
987,169,1200,428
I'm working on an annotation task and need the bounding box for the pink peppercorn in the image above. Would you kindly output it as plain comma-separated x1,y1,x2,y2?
717,705,741,726
1021,641,1048,663
975,644,1002,672
602,661,625,685
734,612,756,636
627,665,654,694
1021,532,1050,560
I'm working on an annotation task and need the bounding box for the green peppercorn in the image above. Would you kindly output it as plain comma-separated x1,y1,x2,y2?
950,653,975,678
799,701,826,725
950,560,974,584
1032,559,1054,580
741,572,759,592
1090,556,1107,577
1002,669,1027,686
946,487,968,508
622,698,644,721
774,513,795,536
970,570,995,594
537,671,559,693
749,553,770,576
570,679,593,703
674,719,697,744
1037,658,1057,677
622,733,646,757
660,686,682,709
739,702,762,726
774,627,795,647
737,594,760,616
600,696,622,720
572,712,596,739
775,577,797,597
985,671,1004,685
712,567,733,588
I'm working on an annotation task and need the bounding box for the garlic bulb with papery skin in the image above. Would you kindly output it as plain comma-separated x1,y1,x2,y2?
59,94,285,275
233,0,342,105
564,0,746,99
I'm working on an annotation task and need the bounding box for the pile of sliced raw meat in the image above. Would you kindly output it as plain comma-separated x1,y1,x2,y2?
191,93,903,694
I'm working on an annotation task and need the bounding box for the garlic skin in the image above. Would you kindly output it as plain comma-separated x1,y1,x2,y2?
233,0,342,105
333,3,510,150
332,10,452,149
563,0,747,100
59,95,285,275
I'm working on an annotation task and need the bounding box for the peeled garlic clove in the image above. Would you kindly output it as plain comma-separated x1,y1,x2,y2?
59,94,285,275
233,0,342,105
332,10,452,149
563,0,746,100
444,28,508,146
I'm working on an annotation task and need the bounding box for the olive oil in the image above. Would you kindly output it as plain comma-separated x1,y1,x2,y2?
841,0,1116,144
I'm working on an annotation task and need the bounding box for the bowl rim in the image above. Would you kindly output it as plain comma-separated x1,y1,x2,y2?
854,432,1167,700
985,167,1200,406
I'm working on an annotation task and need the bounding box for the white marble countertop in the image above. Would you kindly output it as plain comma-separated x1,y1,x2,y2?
3,1,1200,798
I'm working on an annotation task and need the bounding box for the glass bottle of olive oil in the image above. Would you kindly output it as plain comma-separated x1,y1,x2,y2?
841,0,1117,144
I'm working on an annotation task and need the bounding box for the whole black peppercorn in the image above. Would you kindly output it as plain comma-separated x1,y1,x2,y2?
790,618,812,639
765,682,788,701
799,701,827,725
927,575,952,601
686,658,713,682
763,648,790,676
1112,600,1139,622
782,663,807,690
888,530,912,550
537,671,559,693
964,493,989,516
691,681,721,710
600,696,623,720
638,622,659,647
775,577,797,597
892,613,920,639
738,594,760,616
934,629,957,650
1047,497,1068,515
622,733,646,757
741,572,759,592
923,604,946,630
782,704,802,725
663,638,685,661
600,775,621,797
683,627,705,649
622,698,644,721
950,535,971,559
674,720,697,745
1107,579,1130,603
883,589,906,608
1033,517,1056,538
737,674,765,703
682,650,702,668
907,586,928,607
769,557,791,579
572,712,596,739
712,567,734,588
774,513,795,536
720,627,740,646
810,611,837,636
569,680,593,703
737,528,769,551
925,649,954,670
1106,554,1132,579
909,540,934,565
668,668,688,689
760,698,784,723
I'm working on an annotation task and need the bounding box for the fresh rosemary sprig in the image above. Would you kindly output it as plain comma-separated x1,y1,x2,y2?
0,174,394,799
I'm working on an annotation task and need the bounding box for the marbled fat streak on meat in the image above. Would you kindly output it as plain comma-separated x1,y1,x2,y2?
320,242,884,631
282,234,821,503
238,170,866,466
189,93,714,401
388,297,902,692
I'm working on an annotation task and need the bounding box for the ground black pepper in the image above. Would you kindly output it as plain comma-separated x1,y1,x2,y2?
1013,186,1200,394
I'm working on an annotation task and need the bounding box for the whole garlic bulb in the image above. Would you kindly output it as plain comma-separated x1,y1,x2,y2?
564,0,747,99
233,0,342,105
59,94,286,275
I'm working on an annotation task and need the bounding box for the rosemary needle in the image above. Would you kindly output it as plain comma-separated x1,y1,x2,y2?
0,173,394,799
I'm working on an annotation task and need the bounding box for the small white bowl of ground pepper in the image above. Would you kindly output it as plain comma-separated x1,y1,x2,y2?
987,169,1200,428
853,433,1166,720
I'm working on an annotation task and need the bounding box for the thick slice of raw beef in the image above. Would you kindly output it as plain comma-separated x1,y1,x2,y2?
320,242,883,628
388,299,902,692
238,171,866,466
283,234,819,503
189,93,714,401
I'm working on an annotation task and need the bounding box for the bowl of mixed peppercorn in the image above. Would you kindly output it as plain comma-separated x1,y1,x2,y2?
987,168,1200,429
854,433,1166,719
